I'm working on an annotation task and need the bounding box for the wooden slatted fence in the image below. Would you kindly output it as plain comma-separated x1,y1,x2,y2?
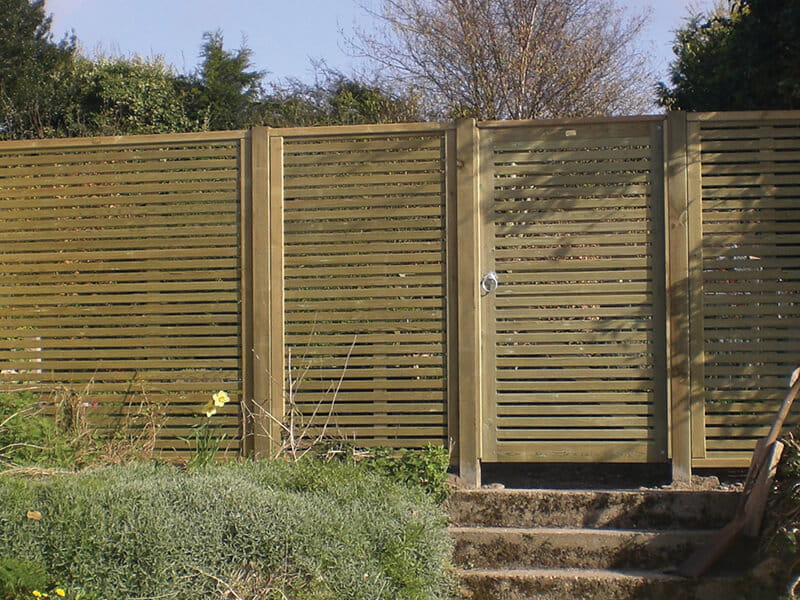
480,119,668,463
0,132,247,456
0,113,798,477
275,124,451,448
687,112,800,467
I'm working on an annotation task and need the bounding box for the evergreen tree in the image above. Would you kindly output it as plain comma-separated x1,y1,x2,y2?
0,0,76,138
191,31,264,130
657,0,800,111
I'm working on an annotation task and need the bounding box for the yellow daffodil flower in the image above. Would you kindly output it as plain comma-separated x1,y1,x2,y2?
212,390,230,407
55,590,65,597
202,401,217,418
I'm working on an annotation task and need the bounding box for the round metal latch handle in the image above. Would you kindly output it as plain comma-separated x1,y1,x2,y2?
481,271,499,294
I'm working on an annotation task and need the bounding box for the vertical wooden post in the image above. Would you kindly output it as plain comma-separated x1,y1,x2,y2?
268,136,285,456
666,112,693,482
686,118,707,460
240,134,255,457
250,126,272,457
456,118,482,487
649,119,670,462
445,127,460,464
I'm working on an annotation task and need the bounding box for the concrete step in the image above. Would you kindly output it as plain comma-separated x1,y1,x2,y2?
451,526,733,571
455,567,746,600
448,488,739,530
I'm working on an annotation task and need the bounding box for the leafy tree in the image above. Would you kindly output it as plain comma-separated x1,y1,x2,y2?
657,0,800,111
262,71,420,126
0,0,76,139
349,0,653,120
189,31,264,130
67,57,200,136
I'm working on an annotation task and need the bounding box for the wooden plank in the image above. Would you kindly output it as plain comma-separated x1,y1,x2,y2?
1,179,237,201
1,358,239,369
0,214,238,236
0,129,244,151
249,126,271,457
0,165,238,189
687,117,708,461
495,441,652,463
492,146,653,162
647,119,669,462
285,183,443,201
444,125,459,463
493,197,649,211
284,195,443,211
269,135,286,457
456,118,482,485
0,191,236,213
0,246,239,263
496,380,653,392
283,148,442,166
238,135,254,457
689,110,800,122
494,224,652,237
273,121,447,137
497,416,654,428
499,404,651,416
283,158,441,177
0,145,238,168
284,136,442,155
666,111,692,479
493,183,650,201
480,115,663,129
498,429,653,441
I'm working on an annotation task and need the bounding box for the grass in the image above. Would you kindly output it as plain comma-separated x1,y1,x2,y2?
0,460,454,600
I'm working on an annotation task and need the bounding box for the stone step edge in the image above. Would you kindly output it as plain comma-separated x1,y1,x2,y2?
449,488,740,497
454,567,732,582
449,526,719,536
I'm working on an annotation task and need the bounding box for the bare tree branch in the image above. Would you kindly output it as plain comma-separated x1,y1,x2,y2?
349,0,653,120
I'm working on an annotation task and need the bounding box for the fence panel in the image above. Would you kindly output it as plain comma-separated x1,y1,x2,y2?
689,112,800,467
278,125,451,448
480,119,669,463
0,132,246,456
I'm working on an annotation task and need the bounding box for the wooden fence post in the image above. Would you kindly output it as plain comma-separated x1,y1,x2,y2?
666,112,693,482
248,126,282,458
267,135,285,456
455,118,482,487
240,131,255,457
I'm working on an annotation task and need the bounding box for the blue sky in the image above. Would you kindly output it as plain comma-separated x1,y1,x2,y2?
46,0,715,86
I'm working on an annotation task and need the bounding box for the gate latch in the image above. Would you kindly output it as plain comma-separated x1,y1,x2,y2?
481,271,499,294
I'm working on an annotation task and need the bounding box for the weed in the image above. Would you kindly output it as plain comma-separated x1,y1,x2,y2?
0,386,165,470
0,556,68,600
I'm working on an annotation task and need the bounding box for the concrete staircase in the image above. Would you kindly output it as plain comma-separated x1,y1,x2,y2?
448,488,755,600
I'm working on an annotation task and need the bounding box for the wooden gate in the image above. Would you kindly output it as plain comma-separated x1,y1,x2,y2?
478,119,669,463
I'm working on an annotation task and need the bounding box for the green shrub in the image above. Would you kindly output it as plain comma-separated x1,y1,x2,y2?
0,461,453,600
0,556,53,600
360,444,451,503
0,392,63,467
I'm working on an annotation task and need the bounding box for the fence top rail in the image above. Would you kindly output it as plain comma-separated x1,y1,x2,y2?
689,110,800,122
268,121,452,138
0,129,247,152
478,115,665,129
